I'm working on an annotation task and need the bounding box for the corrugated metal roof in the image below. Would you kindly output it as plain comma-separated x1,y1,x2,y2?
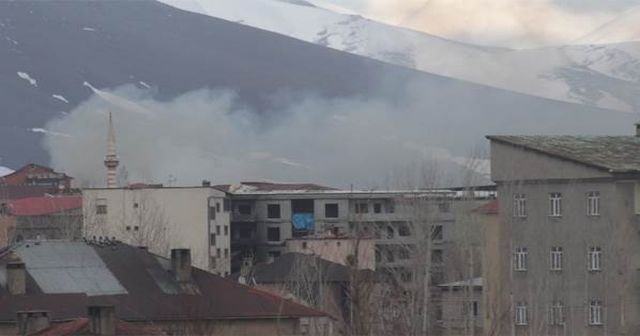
14,241,127,296
487,135,640,173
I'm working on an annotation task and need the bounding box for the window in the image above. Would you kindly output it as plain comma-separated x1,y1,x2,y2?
589,300,603,325
267,227,280,242
465,301,480,317
431,249,443,264
355,203,369,214
550,247,563,271
549,193,562,217
386,249,394,262
224,248,229,258
267,204,281,219
223,199,231,212
133,202,139,209
210,233,216,246
588,247,602,271
374,203,382,214
96,198,107,215
325,203,339,218
432,225,443,241
398,248,410,260
515,302,528,325
216,202,220,212
302,242,308,249
209,206,216,220
126,226,131,231
216,225,221,235
224,225,228,236
386,226,394,239
268,251,281,259
513,193,527,218
398,223,411,236
134,226,139,231
549,301,565,325
216,248,221,257
514,247,528,271
400,270,413,282
587,192,600,216
237,203,252,215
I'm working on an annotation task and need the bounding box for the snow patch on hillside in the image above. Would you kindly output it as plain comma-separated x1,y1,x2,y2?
17,71,37,86
52,94,69,103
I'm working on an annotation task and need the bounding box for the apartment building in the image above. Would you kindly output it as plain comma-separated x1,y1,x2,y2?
486,134,640,335
82,184,232,275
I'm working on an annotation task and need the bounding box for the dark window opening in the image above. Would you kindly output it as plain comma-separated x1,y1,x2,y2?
237,203,252,215
292,199,314,213
267,204,281,219
224,226,228,236
209,206,216,220
133,203,139,208
386,226,394,239
223,199,231,212
374,203,382,213
210,234,216,246
432,250,444,264
325,203,339,218
96,205,107,215
267,227,281,242
399,249,410,259
302,242,308,249
216,202,220,212
398,223,411,236
432,225,443,241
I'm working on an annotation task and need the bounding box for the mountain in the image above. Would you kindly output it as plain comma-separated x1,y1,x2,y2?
161,0,640,112
0,0,637,184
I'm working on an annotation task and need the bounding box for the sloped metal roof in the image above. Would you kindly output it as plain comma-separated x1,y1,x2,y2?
487,135,640,173
14,241,127,296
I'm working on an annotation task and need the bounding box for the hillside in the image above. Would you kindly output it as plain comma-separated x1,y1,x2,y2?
0,0,637,185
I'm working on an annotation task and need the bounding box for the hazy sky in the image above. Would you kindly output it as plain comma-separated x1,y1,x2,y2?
313,0,639,48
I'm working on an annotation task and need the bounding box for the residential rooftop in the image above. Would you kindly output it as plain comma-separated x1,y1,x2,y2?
0,240,325,323
487,135,640,174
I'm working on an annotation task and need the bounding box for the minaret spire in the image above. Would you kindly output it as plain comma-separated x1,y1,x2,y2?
104,111,119,188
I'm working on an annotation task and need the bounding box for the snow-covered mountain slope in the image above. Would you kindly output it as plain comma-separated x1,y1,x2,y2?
161,0,640,112
577,6,640,45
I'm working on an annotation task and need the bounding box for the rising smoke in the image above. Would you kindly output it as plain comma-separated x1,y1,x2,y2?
43,84,481,189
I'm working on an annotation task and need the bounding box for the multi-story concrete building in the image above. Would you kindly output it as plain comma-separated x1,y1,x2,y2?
486,133,640,335
83,184,232,276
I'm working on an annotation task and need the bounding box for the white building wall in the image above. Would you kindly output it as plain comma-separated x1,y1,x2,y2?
83,187,231,275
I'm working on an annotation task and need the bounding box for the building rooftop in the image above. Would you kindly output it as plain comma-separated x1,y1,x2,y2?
0,241,325,323
31,318,165,336
7,196,82,216
239,253,370,284
487,135,640,173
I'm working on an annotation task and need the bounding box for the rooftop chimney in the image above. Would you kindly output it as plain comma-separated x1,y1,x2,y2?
171,248,192,283
88,305,116,336
16,311,50,336
6,257,26,295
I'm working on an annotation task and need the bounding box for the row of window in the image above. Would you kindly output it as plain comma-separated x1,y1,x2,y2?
513,192,600,218
514,247,602,271
515,300,603,326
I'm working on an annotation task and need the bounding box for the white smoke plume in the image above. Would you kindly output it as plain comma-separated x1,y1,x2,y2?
43,85,477,189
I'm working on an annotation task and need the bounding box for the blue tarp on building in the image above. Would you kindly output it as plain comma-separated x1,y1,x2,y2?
292,213,314,232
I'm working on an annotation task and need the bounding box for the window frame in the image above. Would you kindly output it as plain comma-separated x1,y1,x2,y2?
267,203,281,219
325,203,339,218
588,247,602,271
549,193,562,217
587,191,600,216
549,301,565,326
513,193,527,218
515,302,528,326
550,247,563,271
514,247,528,271
588,300,603,326
267,227,281,242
